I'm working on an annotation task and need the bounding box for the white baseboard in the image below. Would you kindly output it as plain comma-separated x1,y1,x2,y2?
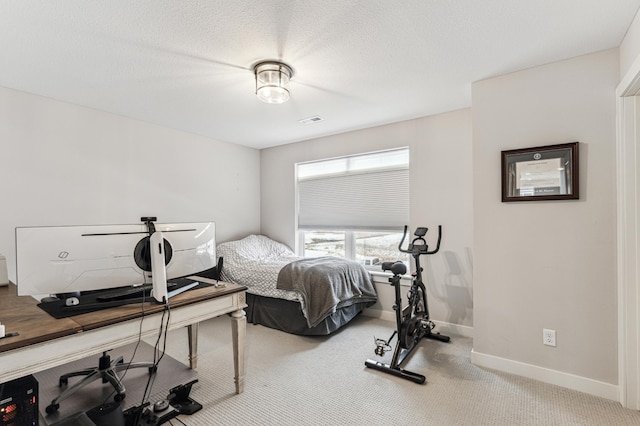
362,308,474,338
470,349,619,402
361,307,394,322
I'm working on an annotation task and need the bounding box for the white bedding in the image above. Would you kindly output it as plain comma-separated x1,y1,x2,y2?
216,234,303,302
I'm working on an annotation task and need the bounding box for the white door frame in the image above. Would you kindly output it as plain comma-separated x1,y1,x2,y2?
616,54,640,410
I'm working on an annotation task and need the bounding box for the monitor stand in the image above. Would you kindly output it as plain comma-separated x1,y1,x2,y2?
150,230,168,303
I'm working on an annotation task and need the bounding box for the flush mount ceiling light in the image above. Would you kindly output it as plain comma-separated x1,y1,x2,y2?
253,61,293,104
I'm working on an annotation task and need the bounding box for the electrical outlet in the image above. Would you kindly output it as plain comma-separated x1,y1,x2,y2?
543,329,556,347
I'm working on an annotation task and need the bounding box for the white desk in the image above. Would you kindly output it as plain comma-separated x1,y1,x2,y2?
0,278,247,393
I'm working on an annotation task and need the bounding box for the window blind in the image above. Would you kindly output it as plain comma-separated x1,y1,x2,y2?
297,150,409,230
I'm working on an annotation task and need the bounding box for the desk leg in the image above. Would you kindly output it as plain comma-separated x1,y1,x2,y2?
231,308,246,394
188,323,198,369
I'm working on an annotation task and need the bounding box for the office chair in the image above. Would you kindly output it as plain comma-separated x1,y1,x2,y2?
45,350,157,414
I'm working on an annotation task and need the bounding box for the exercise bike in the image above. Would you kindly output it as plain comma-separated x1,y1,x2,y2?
364,225,450,384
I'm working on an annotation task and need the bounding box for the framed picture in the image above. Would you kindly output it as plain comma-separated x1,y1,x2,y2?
501,142,579,202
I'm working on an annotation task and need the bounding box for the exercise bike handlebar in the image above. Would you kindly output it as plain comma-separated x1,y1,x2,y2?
398,225,442,256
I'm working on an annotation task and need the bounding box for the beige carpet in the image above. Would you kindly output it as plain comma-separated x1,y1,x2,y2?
152,315,640,426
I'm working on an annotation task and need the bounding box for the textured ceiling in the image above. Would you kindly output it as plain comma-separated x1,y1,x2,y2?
1,1,639,149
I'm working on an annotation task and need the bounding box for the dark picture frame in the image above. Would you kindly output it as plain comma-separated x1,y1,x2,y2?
501,142,579,202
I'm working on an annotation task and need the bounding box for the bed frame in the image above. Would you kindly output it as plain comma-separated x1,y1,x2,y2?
245,293,374,335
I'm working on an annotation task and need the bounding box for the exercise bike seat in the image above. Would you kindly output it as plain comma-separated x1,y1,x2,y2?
381,261,407,276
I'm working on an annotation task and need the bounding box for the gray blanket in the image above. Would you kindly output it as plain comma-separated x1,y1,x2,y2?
276,256,377,328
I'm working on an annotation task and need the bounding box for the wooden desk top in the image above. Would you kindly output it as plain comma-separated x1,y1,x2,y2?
0,277,246,353
0,283,81,352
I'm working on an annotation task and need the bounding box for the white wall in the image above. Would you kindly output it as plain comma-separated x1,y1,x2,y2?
0,86,261,282
472,49,619,393
261,109,473,329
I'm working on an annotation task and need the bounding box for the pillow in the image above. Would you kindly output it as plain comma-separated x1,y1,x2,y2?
216,234,296,262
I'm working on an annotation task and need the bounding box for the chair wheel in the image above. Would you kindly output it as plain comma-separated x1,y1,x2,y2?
114,393,126,402
59,378,68,386
46,403,60,414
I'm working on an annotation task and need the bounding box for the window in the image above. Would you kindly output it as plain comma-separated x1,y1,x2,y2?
296,148,410,269
303,231,346,258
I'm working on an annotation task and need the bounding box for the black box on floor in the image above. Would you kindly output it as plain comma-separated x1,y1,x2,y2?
1,375,39,426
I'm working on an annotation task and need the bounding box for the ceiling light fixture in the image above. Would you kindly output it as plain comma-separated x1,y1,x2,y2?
253,61,293,104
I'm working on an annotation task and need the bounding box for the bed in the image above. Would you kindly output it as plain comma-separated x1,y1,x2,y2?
214,234,377,335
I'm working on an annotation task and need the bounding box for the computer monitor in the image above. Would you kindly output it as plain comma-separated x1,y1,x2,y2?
15,221,216,299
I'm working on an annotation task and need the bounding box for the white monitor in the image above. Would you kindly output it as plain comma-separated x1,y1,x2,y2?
15,221,216,297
